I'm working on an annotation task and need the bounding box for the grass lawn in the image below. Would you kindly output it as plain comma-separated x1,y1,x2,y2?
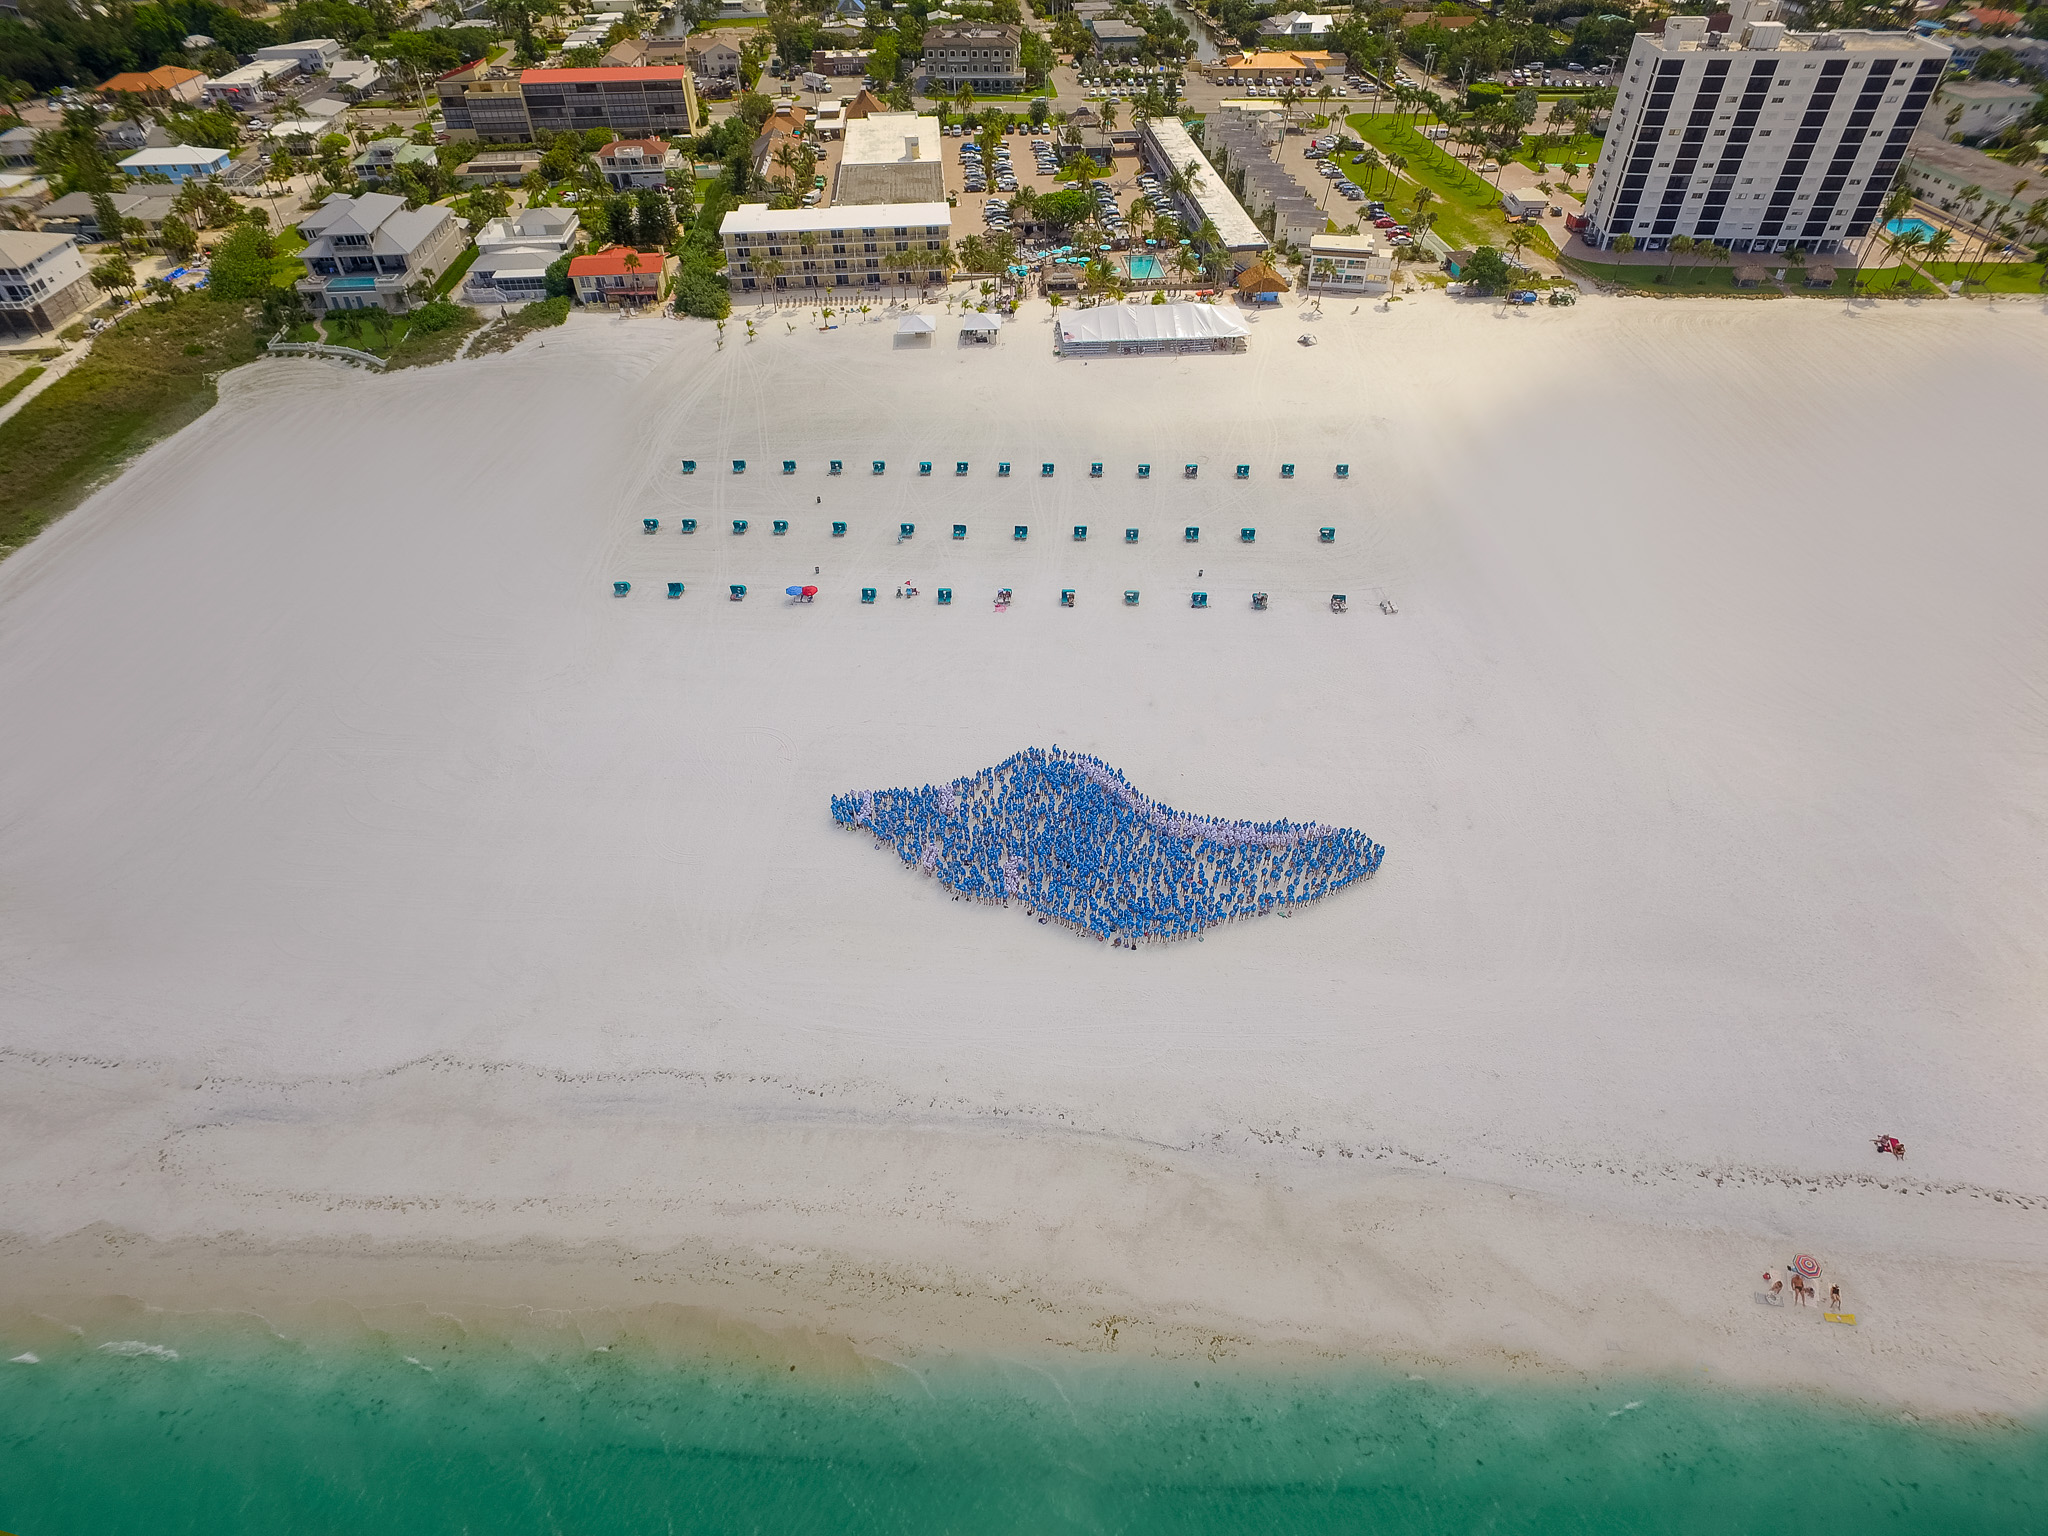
269,225,308,291
0,366,46,411
1563,257,1932,297
1341,113,1517,251
1921,259,2047,293
0,298,260,559
434,244,479,298
1513,132,1602,172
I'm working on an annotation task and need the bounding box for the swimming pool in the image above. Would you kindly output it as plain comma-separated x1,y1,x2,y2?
1885,217,1938,239
1127,255,1164,280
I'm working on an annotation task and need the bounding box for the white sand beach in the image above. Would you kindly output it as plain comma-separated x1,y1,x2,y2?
2,292,2046,1415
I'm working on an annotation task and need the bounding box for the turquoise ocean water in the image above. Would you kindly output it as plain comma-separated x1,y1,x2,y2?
2,1324,2044,1534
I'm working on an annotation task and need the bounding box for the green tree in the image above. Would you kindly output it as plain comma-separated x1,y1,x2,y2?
158,213,199,264
207,221,278,302
1462,245,1512,293
90,254,136,299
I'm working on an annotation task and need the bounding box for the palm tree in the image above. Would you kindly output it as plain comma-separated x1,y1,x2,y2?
1505,225,1532,270
1411,185,1435,226
1665,232,1694,282
1611,233,1637,260
1356,147,1382,195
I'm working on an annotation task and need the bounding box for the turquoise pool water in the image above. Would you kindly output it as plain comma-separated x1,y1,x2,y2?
2,1325,2044,1534
1128,256,1165,280
1886,217,1939,239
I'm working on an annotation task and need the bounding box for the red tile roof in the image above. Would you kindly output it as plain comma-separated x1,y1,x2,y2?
569,246,664,277
519,67,692,84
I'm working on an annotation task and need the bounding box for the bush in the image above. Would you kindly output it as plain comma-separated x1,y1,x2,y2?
410,300,468,333
207,223,276,302
544,253,573,299
672,267,730,320
1467,81,1505,109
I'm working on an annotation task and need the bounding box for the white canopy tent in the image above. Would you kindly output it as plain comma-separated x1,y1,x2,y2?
1052,302,1249,357
960,312,1002,343
896,313,935,334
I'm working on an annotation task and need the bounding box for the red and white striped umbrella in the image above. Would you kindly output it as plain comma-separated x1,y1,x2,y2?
1794,1254,1821,1279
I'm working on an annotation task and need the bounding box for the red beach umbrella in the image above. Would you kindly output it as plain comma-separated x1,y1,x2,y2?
1794,1254,1821,1279
802,585,818,597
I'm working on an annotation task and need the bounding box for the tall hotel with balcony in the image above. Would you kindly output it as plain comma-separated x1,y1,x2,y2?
1580,0,1950,255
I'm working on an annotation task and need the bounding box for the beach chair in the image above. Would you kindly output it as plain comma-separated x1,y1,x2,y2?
1280,463,1294,479
772,520,788,535
1240,527,1255,542
830,459,843,475
1335,463,1349,478
998,462,1011,477
1184,464,1198,479
1319,527,1335,543
956,461,969,475
733,459,746,474
1014,525,1028,540
1191,591,1208,608
783,460,796,474
680,518,697,533
862,587,876,603
732,519,748,534
1137,464,1150,478
900,522,915,538
937,588,952,605
1089,462,1103,478
996,587,1012,606
873,460,886,474
1184,526,1199,542
1330,593,1347,612
1041,462,1055,477
1061,589,1075,607
1073,525,1087,541
953,523,967,539
1125,528,1139,543
920,461,932,476
1251,591,1268,609
667,581,683,598
643,518,659,533
832,521,847,536
613,580,631,596
1235,464,1249,479
731,584,746,600
680,459,696,474
1124,590,1140,605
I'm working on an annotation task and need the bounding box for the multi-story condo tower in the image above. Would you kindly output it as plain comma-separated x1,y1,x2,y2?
1580,0,1950,255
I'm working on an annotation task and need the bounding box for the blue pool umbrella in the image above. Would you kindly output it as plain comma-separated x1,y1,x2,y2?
787,586,804,596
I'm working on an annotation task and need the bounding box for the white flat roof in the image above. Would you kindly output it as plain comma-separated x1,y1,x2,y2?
1055,301,1248,347
721,201,951,237
1143,118,1266,252
841,112,942,166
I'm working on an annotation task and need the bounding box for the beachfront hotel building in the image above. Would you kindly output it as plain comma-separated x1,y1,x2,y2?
720,203,952,293
1579,0,1951,255
436,64,698,144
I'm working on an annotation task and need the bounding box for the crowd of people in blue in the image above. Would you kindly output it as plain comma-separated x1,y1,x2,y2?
831,747,1386,944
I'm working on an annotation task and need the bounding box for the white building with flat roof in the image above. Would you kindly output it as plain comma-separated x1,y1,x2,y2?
1140,116,1268,261
252,38,343,73
837,112,945,204
1307,232,1392,292
1580,0,1951,254
720,202,952,292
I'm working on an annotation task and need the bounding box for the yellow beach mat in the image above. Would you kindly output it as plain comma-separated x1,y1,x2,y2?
1825,1312,1858,1325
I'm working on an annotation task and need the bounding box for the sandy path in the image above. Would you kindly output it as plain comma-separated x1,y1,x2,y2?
2,294,2045,1412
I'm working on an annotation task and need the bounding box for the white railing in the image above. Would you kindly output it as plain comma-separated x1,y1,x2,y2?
265,338,389,369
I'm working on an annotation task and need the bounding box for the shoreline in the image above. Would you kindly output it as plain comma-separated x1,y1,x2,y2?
4,1105,2045,1420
